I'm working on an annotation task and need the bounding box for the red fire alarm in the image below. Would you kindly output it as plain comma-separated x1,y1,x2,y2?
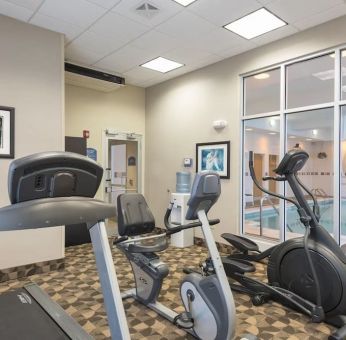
83,130,90,139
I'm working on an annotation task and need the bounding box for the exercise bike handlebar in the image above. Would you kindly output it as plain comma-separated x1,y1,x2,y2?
165,218,220,236
164,202,220,235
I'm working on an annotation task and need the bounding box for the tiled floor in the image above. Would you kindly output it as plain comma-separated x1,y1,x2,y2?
0,243,335,339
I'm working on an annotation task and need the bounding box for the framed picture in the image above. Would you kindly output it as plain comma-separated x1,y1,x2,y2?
196,141,230,179
0,106,15,159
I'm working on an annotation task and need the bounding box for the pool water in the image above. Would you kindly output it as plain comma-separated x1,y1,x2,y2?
245,199,346,235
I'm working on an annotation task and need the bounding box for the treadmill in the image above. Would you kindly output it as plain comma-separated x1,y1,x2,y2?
0,152,131,340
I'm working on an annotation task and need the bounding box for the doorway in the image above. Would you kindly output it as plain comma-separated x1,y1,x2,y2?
103,130,142,235
269,154,278,194
253,153,264,200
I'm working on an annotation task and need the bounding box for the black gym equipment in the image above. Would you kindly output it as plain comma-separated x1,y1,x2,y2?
220,149,346,340
0,152,131,340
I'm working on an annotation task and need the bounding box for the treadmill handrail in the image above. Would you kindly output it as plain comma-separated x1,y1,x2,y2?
0,197,116,231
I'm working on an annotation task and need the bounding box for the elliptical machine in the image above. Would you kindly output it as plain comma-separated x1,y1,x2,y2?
221,149,346,340
115,172,236,340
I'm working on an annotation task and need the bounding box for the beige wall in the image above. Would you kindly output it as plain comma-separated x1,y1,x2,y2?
145,15,346,244
65,84,146,198
0,15,64,269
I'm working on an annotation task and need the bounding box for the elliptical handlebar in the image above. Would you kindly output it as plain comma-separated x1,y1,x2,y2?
248,151,300,209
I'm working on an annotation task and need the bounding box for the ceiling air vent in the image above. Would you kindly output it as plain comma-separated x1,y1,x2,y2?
135,1,159,19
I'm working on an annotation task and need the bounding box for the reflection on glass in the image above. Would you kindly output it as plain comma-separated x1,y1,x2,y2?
342,50,346,100
243,116,280,240
286,108,334,239
340,107,346,243
244,68,280,116
286,54,334,109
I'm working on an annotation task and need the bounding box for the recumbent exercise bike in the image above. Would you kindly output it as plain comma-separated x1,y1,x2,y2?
114,172,237,340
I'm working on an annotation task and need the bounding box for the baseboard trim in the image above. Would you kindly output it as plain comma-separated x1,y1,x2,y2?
0,258,65,283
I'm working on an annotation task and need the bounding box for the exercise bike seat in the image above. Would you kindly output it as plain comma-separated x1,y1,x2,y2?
222,233,259,253
128,237,168,253
222,257,256,275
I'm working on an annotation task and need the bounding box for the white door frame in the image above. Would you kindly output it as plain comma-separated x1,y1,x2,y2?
102,129,143,202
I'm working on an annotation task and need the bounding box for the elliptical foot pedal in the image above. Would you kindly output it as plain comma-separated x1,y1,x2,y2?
173,312,194,329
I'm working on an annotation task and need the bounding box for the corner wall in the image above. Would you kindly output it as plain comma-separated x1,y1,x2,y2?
0,15,64,269
145,15,346,244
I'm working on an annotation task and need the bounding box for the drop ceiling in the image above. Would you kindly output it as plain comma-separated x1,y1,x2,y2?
1,0,346,88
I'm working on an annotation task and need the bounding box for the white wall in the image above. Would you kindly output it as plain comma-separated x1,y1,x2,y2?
65,84,146,199
145,15,346,244
0,15,64,269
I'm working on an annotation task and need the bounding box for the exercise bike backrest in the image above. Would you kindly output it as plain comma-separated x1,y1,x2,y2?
185,171,220,220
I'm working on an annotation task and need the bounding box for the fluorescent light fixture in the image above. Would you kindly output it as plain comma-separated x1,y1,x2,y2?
245,128,253,131
313,67,346,80
288,136,296,139
254,73,270,80
224,8,286,40
141,57,183,73
268,132,277,135
306,138,313,141
312,129,318,136
172,0,197,6
330,51,346,58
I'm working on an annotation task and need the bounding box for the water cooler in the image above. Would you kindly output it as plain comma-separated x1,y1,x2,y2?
170,193,194,247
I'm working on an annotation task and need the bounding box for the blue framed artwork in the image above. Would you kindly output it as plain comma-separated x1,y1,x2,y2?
196,141,230,179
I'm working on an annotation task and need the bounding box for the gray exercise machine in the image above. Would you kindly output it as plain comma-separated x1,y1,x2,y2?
0,152,130,340
115,172,236,340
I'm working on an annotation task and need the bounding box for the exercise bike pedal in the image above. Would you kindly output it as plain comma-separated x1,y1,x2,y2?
173,312,194,329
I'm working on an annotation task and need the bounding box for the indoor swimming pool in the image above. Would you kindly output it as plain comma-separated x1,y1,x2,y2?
245,199,346,235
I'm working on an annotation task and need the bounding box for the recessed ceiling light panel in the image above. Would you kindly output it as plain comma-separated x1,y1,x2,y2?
141,57,184,73
172,0,197,6
224,8,286,40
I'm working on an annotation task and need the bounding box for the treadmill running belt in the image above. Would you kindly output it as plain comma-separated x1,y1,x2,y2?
0,288,70,340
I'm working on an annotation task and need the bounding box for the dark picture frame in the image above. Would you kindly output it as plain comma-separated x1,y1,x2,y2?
0,106,15,159
196,141,230,179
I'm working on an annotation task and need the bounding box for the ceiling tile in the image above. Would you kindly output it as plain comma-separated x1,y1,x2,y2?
89,11,149,42
0,0,33,21
4,0,42,11
130,30,180,55
68,30,125,55
182,27,245,55
293,3,346,30
266,0,342,24
123,66,159,83
30,13,84,42
156,10,217,41
111,0,183,27
251,24,298,46
85,0,121,10
187,0,261,26
65,44,105,65
256,0,275,4
39,0,107,28
94,45,156,73
162,46,219,66
217,41,257,58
